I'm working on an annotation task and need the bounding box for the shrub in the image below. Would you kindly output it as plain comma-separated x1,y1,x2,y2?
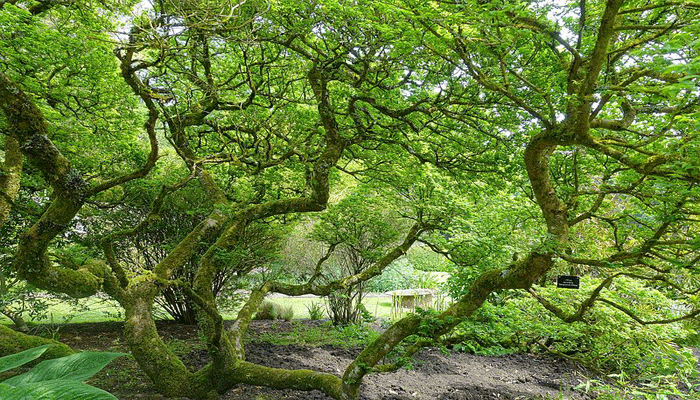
366,260,411,293
0,344,124,399
254,300,293,320
305,302,324,320
448,277,698,394
280,305,294,321
326,290,361,325
413,273,439,290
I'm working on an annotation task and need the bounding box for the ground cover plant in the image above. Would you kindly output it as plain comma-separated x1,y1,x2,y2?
0,344,124,399
1,0,700,399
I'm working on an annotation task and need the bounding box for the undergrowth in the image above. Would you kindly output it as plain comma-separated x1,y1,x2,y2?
446,277,699,399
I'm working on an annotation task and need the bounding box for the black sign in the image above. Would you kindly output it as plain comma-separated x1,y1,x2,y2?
556,275,580,289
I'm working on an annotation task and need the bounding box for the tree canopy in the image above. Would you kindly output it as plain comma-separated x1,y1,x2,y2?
1,0,699,399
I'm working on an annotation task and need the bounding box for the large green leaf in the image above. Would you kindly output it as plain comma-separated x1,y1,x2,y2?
0,345,51,374
2,351,125,386
0,379,118,400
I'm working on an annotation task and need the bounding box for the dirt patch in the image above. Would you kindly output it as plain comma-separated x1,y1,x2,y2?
54,320,591,399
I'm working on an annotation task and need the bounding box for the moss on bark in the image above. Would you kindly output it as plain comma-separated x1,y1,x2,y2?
0,325,74,359
0,134,22,229
232,360,343,399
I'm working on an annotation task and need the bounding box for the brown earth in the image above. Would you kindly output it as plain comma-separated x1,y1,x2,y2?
55,320,592,400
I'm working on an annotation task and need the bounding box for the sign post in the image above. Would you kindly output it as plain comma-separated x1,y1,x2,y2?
556,275,580,289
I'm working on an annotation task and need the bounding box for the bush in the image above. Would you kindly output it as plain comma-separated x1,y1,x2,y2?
254,300,293,321
0,282,52,332
326,290,363,325
366,260,413,293
254,300,282,320
448,277,698,394
0,344,124,399
280,305,294,321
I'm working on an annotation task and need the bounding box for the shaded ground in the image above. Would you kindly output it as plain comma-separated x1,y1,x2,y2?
56,320,591,400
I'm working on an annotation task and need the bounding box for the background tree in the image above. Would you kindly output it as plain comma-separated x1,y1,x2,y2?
312,188,401,325
89,178,283,324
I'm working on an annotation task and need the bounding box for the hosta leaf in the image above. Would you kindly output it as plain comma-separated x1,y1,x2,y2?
0,345,51,374
0,379,117,400
3,351,125,386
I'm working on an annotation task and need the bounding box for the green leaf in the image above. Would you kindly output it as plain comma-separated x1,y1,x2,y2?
0,379,118,400
2,351,125,386
0,345,52,374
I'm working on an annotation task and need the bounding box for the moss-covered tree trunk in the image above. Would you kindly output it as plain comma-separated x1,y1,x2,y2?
0,325,74,359
0,134,22,230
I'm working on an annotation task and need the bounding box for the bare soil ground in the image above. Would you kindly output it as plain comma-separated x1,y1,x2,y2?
57,320,592,400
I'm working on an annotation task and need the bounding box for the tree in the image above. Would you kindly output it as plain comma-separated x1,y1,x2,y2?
312,188,401,325
1,1,699,400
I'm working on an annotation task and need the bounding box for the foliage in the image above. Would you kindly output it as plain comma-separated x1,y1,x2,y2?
0,281,106,333
277,220,328,281
405,246,453,273
576,373,700,400
313,188,402,325
324,290,358,326
94,179,283,324
279,305,295,322
0,197,47,330
253,300,282,320
365,259,442,293
0,345,124,400
305,302,325,321
0,282,50,330
450,277,697,393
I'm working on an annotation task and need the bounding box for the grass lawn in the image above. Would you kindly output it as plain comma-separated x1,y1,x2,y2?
1,294,401,325
234,295,395,320
0,296,124,325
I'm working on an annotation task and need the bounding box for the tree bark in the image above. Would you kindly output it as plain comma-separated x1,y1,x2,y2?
0,72,104,298
114,62,349,399
0,308,29,332
0,133,22,229
0,325,74,359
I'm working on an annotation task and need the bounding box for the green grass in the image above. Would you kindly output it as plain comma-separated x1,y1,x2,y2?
0,297,123,325
221,295,395,320
1,294,398,325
